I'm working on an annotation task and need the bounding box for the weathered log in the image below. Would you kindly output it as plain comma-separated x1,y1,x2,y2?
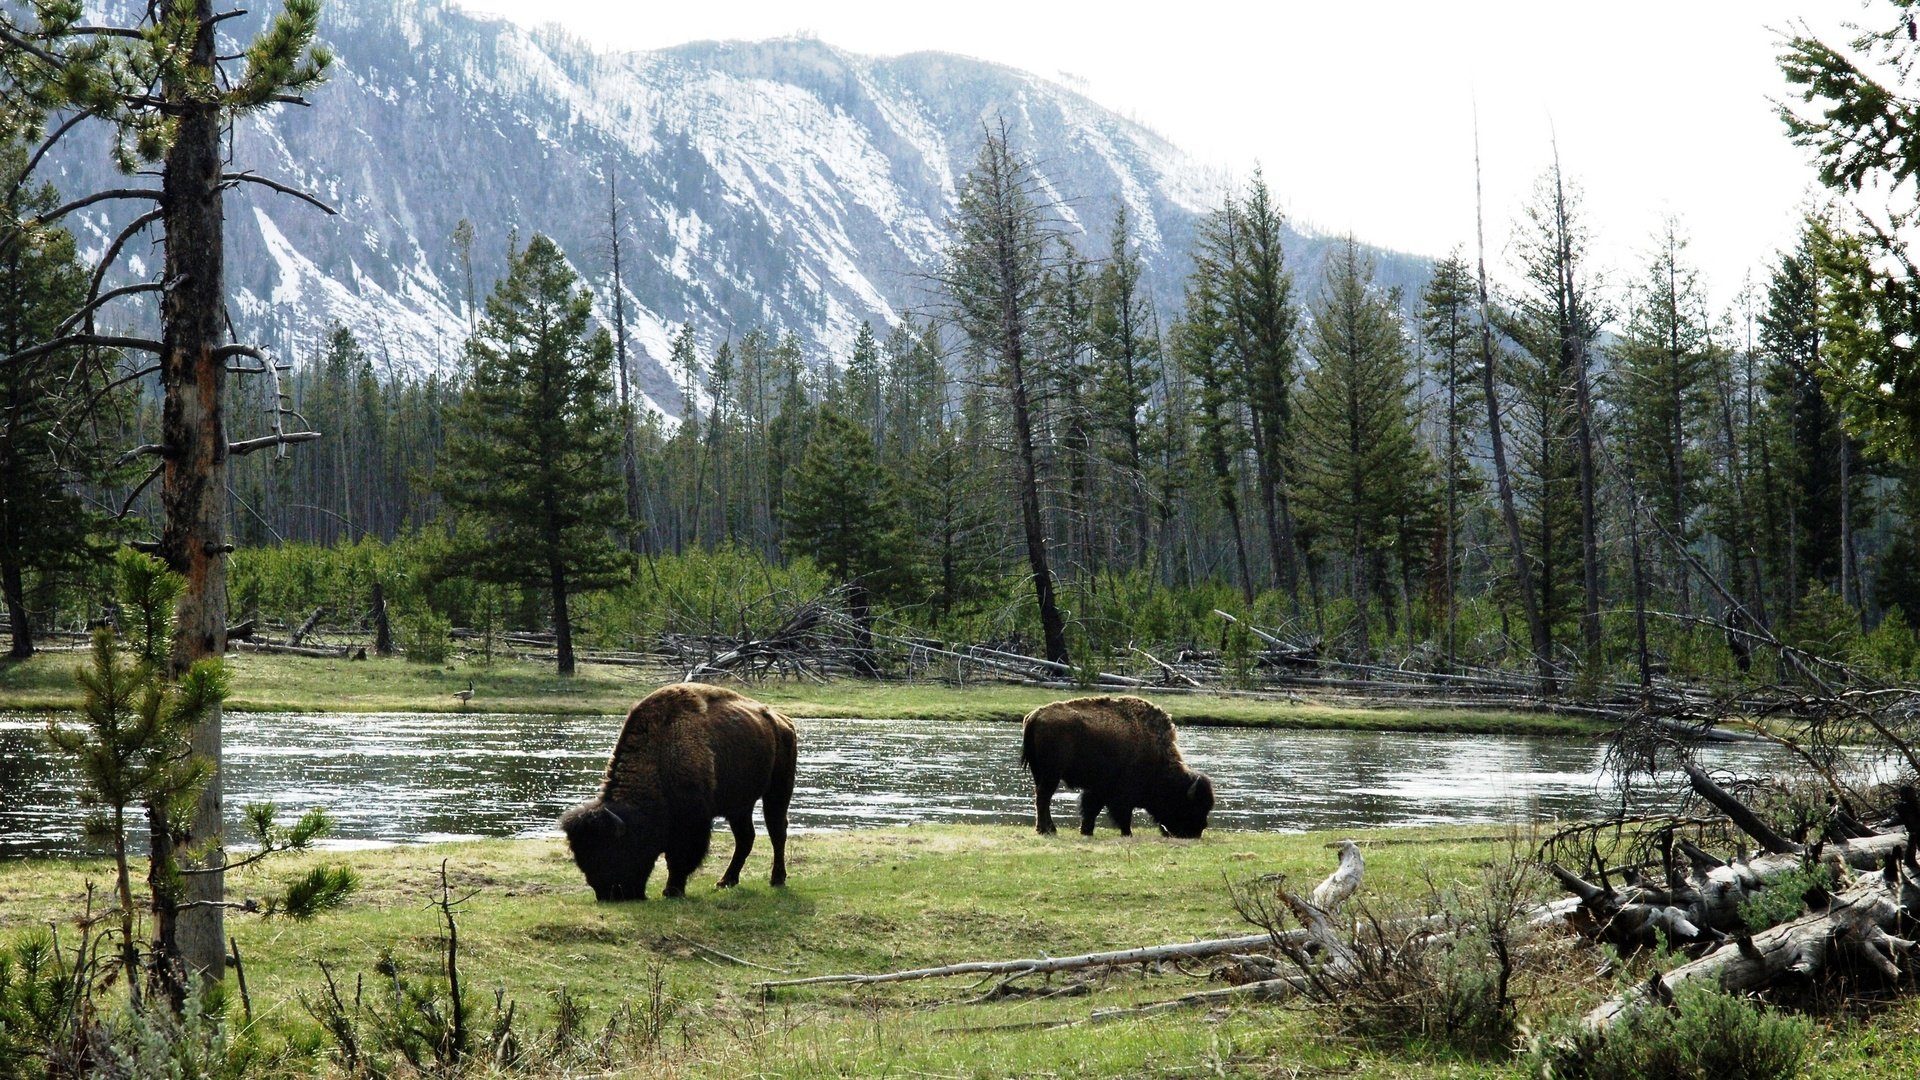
1310,839,1364,912
1584,861,1920,1029
287,606,327,647
1131,646,1201,688
761,843,1368,997
231,640,347,659
1683,761,1801,856
1551,830,1908,950
755,933,1291,993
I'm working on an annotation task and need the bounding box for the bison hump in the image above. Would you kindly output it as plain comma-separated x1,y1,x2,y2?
1029,694,1179,750
601,682,735,800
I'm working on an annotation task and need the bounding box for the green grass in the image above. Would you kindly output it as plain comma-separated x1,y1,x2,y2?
0,650,1606,736
0,826,1528,1078
1,825,1907,1077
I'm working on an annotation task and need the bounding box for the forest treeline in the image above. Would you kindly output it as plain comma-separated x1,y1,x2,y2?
7,49,1920,691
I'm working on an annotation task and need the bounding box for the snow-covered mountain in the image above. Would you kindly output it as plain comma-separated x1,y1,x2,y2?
49,0,1429,416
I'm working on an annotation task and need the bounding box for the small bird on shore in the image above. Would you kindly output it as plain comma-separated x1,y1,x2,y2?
453,679,475,707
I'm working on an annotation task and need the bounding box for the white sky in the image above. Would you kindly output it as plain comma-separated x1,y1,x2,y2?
458,0,1861,316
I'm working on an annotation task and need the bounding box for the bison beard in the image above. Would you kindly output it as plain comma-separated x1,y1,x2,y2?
1021,695,1215,838
560,683,797,900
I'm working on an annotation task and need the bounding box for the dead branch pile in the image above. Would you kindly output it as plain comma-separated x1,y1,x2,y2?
1545,744,1920,1028
674,586,878,682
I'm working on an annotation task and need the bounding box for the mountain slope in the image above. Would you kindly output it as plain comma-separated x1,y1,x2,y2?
51,0,1428,415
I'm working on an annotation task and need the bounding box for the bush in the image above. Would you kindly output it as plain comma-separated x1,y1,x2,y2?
1532,981,1810,1080
399,607,451,664
1737,864,1831,935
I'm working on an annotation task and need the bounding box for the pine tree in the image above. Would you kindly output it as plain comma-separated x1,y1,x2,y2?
2,0,332,980
1612,219,1715,615
434,234,627,675
945,123,1071,665
0,140,115,658
1223,171,1302,603
1759,226,1854,618
1174,261,1256,604
1090,203,1161,571
1292,239,1431,661
1419,251,1484,668
783,406,912,656
840,321,884,443
1780,4,1920,462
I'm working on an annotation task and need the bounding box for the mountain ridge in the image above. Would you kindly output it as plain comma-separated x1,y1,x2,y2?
47,0,1430,416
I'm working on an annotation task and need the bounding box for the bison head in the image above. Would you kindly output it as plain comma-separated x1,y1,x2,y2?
1150,771,1215,839
559,799,657,900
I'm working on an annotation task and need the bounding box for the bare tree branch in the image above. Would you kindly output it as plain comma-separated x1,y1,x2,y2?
228,431,321,457
52,281,165,337
33,187,165,225
2,333,163,369
220,172,337,215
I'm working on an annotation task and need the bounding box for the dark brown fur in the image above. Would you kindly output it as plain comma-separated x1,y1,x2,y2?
559,683,797,900
1020,695,1214,838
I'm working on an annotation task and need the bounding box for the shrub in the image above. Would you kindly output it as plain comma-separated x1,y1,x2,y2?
1532,981,1810,1080
1737,864,1831,935
399,607,451,664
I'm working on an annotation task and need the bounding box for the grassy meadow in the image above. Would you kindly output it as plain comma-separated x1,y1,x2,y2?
1,826,1913,1077
0,649,1606,736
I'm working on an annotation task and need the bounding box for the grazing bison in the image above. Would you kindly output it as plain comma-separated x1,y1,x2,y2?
559,683,797,900
1020,695,1215,838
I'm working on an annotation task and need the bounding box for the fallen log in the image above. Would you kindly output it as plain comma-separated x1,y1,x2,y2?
288,606,328,647
1132,646,1200,688
1549,756,1914,952
1584,856,1920,1029
761,842,1369,998
232,640,348,659
1088,976,1306,1023
754,932,1289,994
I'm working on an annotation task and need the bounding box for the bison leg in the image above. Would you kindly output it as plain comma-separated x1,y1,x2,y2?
1080,791,1105,837
1032,773,1061,835
763,793,790,887
716,812,755,889
662,827,712,898
1110,805,1135,836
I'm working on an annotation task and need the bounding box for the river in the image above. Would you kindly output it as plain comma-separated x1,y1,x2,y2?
0,711,1809,857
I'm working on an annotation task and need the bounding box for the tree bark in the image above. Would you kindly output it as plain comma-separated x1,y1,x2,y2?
158,0,228,982
551,560,575,676
372,581,392,657
2,555,30,659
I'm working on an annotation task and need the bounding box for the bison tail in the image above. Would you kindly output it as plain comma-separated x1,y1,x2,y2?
1019,716,1035,773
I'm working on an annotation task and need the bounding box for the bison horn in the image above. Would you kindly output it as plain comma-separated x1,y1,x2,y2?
602,804,628,836
1187,775,1203,799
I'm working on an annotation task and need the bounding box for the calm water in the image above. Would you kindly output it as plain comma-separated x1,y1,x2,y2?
0,711,1809,858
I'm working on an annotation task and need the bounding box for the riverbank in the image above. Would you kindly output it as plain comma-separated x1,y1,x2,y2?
0,825,1904,1078
0,650,1607,736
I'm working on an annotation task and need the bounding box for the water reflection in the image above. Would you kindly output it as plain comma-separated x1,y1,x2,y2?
0,711,1811,858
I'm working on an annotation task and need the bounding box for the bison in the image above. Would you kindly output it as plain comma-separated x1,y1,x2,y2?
1020,695,1215,838
559,682,797,900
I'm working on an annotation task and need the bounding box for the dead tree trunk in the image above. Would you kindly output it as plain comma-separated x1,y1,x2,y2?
372,582,392,657
157,0,230,982
1474,120,1554,694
